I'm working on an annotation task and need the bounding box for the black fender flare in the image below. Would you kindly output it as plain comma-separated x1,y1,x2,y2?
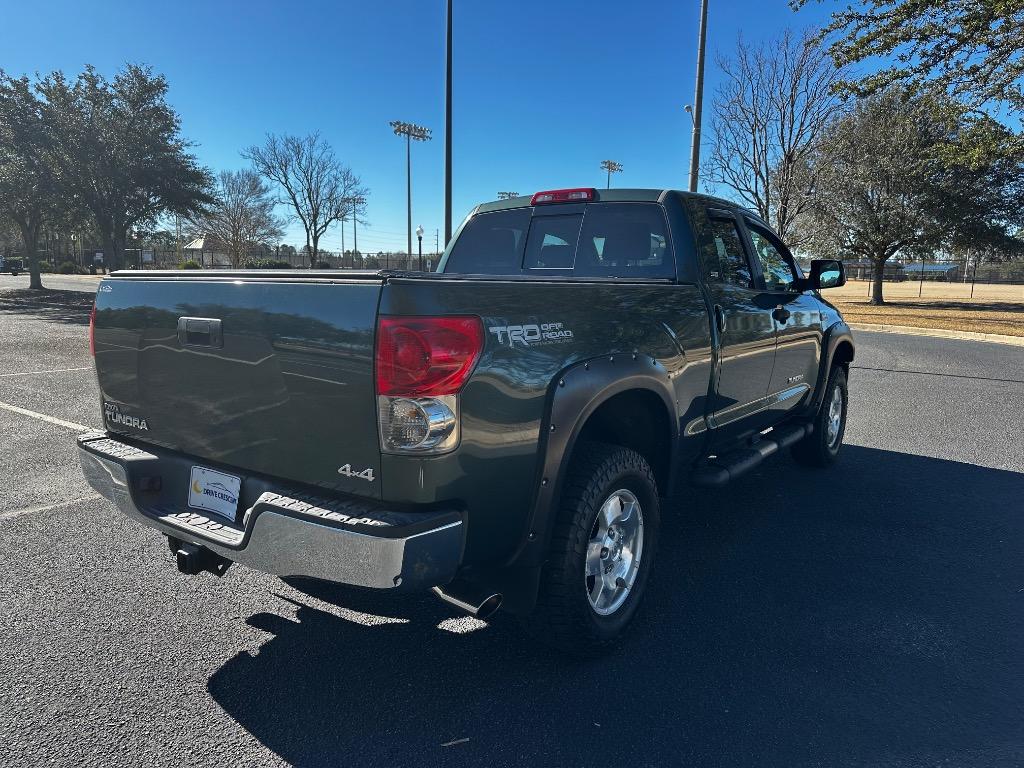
508,352,679,572
810,321,855,412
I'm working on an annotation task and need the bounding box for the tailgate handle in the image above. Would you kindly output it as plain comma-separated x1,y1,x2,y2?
177,317,223,348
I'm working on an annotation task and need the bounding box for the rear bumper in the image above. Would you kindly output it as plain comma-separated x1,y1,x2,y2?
77,432,464,590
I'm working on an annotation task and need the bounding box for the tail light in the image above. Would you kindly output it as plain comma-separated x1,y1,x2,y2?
375,316,483,453
88,303,97,356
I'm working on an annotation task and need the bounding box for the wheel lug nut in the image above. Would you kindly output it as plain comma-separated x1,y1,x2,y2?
600,547,609,558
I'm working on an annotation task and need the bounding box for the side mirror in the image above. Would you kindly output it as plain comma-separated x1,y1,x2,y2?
809,259,846,290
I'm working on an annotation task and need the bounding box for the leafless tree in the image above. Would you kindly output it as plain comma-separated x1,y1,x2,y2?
243,133,366,267
706,30,848,244
191,170,284,267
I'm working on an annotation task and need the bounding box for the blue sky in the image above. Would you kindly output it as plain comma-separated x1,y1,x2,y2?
4,0,837,253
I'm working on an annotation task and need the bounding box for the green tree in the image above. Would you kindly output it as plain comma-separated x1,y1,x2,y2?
798,89,1024,304
0,74,59,289
794,0,1024,115
36,65,213,269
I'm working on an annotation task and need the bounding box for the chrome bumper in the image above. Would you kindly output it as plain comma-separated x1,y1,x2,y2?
78,433,463,590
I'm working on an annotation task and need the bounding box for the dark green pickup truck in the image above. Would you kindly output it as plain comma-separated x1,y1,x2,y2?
79,188,854,650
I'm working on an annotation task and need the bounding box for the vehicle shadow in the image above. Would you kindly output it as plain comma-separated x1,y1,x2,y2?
207,445,1023,767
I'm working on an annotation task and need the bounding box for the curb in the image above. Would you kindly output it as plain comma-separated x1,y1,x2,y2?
848,322,1024,347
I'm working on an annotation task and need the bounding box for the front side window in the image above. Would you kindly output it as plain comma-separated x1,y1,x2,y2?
706,216,753,288
747,225,798,291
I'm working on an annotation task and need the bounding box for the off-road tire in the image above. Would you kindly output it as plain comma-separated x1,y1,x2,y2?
525,442,660,653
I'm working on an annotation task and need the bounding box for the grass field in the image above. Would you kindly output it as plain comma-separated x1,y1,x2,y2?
832,280,1024,337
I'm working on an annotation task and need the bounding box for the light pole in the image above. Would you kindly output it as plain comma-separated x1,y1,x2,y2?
445,0,453,246
687,0,710,192
390,120,432,258
600,160,623,189
496,191,518,200
416,224,424,271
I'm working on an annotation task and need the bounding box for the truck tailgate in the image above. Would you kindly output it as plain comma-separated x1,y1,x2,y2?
92,272,384,499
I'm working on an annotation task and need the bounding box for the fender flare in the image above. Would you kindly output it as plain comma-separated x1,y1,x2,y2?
810,321,855,412
506,352,679,571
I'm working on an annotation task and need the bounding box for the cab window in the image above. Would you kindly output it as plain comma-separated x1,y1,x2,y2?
747,223,799,292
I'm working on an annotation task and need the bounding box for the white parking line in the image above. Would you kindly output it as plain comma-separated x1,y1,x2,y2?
0,367,92,378
0,494,102,522
0,401,91,432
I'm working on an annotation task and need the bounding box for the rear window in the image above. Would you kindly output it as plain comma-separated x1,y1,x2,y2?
444,203,673,278
442,209,530,274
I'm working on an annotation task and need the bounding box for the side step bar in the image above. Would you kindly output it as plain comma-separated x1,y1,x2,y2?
690,423,811,487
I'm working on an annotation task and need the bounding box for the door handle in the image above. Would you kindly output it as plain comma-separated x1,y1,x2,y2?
177,317,223,348
772,305,792,324
713,304,727,334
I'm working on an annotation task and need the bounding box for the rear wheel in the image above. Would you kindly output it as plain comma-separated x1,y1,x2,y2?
792,365,848,467
526,442,660,653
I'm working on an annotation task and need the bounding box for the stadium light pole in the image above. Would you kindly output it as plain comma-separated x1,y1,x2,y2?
390,120,432,257
687,0,709,192
496,191,519,200
600,160,623,189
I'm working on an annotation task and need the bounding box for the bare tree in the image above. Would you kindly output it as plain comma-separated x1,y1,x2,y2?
706,30,847,244
191,170,284,267
243,133,366,267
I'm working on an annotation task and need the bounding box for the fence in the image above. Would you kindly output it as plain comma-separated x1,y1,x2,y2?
12,246,444,273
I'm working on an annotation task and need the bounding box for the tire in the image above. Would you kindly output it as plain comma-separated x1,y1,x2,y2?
525,441,660,653
792,365,848,467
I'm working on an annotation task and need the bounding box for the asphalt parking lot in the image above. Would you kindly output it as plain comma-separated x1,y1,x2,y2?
1,273,1022,767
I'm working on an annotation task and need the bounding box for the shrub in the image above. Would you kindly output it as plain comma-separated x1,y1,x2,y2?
180,260,202,270
316,260,334,269
37,260,54,273
241,259,293,269
58,260,83,274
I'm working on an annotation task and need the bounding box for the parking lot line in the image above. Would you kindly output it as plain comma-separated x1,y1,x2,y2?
0,366,92,378
0,494,102,522
0,400,91,432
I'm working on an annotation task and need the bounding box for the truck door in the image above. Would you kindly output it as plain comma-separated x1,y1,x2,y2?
701,209,779,441
742,219,822,419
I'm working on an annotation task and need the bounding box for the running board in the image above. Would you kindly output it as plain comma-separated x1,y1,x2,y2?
690,423,811,487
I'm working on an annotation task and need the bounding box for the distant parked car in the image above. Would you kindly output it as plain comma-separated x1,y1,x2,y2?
1,257,24,276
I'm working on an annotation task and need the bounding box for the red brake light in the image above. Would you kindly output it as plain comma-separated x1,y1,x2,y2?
530,188,596,205
89,303,97,356
376,316,483,396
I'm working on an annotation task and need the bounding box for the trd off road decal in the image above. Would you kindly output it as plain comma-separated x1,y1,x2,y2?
489,321,574,348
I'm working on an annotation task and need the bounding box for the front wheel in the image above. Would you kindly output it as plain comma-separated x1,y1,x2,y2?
792,365,848,467
525,442,660,653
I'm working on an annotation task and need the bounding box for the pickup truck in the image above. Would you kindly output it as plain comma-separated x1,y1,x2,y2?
79,187,854,651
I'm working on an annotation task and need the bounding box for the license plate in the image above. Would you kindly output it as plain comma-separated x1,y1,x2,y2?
187,466,241,521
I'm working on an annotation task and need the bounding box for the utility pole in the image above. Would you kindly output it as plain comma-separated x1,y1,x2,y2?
687,0,709,192
444,0,454,246
351,195,365,265
600,160,623,189
390,121,432,258
435,228,439,257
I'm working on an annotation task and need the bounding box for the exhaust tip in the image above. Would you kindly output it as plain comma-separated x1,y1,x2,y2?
432,584,503,619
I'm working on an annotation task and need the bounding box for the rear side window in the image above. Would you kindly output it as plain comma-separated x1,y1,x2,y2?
574,204,672,278
443,209,530,274
706,216,753,288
